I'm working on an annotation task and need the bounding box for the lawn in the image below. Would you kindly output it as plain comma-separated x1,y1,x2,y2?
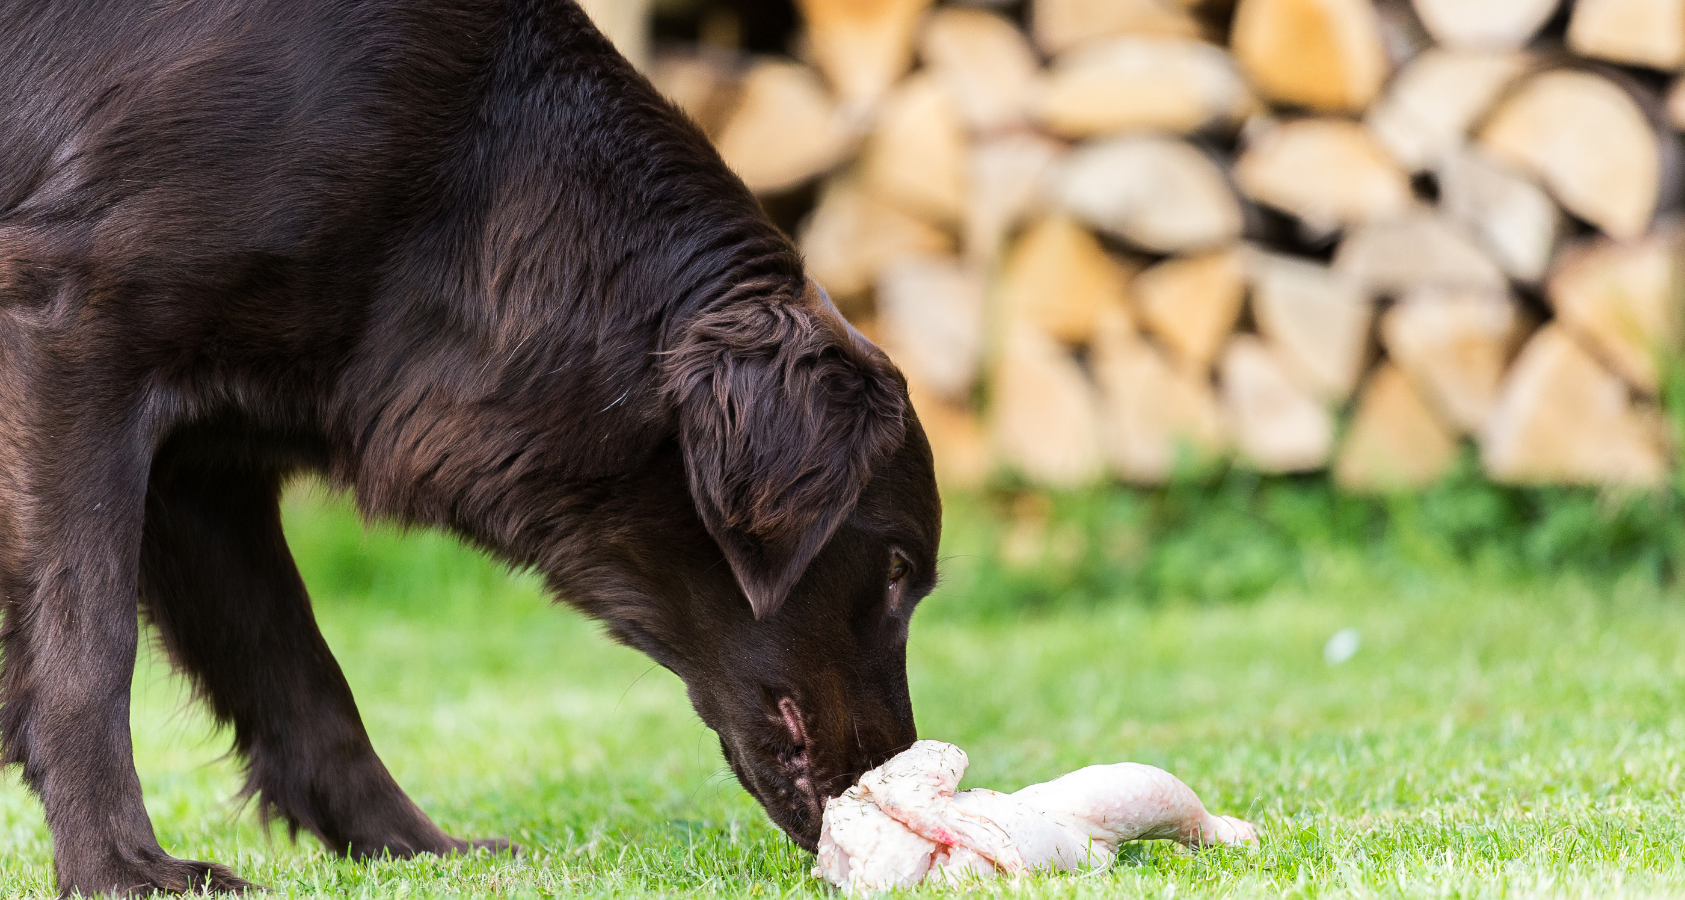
1,478,1683,897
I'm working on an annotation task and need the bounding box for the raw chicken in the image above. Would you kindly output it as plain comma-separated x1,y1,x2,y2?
814,740,1256,894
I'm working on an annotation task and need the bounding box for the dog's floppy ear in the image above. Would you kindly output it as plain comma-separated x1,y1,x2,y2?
666,279,907,619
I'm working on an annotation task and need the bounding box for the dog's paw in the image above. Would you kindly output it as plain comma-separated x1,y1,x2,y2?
64,854,260,897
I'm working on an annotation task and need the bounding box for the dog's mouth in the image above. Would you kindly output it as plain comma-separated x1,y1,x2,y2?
714,692,918,852
719,696,830,851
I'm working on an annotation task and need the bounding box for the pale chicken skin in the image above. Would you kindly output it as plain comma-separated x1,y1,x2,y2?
815,741,1256,894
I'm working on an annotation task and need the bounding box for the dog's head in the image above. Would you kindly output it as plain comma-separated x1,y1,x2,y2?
577,279,938,848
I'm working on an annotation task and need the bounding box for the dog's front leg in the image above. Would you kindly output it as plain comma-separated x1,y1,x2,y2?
0,405,253,896
138,456,511,861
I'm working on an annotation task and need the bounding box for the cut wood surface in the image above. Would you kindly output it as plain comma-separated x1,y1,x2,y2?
800,178,955,299
1334,362,1459,491
579,0,653,70
1669,75,1685,129
1438,148,1563,284
1093,335,1228,483
1481,326,1668,486
919,8,1040,134
1568,0,1685,71
1411,0,1560,50
965,133,1064,267
905,381,993,490
714,61,858,195
991,324,1106,487
1375,0,1435,66
649,52,741,139
1234,118,1413,234
1052,135,1244,253
1031,0,1202,56
1230,0,1391,113
1382,288,1527,433
1034,37,1255,138
1000,215,1136,345
796,0,935,114
1247,250,1374,400
1364,48,1529,171
1548,233,1681,394
1220,335,1336,472
1135,247,1247,370
876,256,987,402
1478,70,1660,240
1334,212,1507,295
861,74,969,224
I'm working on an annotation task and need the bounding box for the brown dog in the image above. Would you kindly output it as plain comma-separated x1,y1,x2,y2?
0,0,940,894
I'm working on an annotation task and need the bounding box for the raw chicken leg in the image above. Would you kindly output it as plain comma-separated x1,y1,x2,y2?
1014,761,1257,851
815,741,1255,895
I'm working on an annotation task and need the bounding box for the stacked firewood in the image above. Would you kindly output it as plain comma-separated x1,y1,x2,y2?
612,0,1685,492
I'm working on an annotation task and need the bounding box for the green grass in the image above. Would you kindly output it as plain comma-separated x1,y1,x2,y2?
2,479,1685,897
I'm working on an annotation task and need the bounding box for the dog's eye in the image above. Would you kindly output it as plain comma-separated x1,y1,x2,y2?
888,553,910,586
884,550,915,618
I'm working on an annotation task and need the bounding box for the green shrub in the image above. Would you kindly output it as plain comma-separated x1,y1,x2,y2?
935,451,1685,618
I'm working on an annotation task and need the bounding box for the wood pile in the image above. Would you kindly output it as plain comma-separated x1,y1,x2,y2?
625,0,1685,492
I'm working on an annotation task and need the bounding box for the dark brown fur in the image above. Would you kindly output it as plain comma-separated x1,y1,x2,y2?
0,1,941,894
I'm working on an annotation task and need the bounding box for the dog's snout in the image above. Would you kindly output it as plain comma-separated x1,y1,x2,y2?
770,696,822,827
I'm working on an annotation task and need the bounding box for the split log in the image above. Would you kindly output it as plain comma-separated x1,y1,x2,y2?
1478,70,1661,240
861,74,970,225
1568,0,1685,71
799,177,956,300
1219,335,1336,473
1481,326,1668,486
1548,232,1682,394
1134,247,1247,370
851,316,885,348
965,133,1065,268
1233,118,1413,235
1669,75,1685,129
1033,37,1255,139
1031,0,1202,56
1334,363,1459,491
578,0,653,70
1364,48,1529,172
999,215,1136,346
1051,136,1244,253
1410,0,1559,50
876,256,987,402
990,325,1106,487
906,381,993,490
1334,212,1508,295
1093,335,1228,483
1437,148,1563,284
1382,288,1528,434
1246,250,1374,400
649,51,742,140
919,7,1041,134
1375,0,1435,67
796,0,935,114
714,61,859,195
1230,0,1390,113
